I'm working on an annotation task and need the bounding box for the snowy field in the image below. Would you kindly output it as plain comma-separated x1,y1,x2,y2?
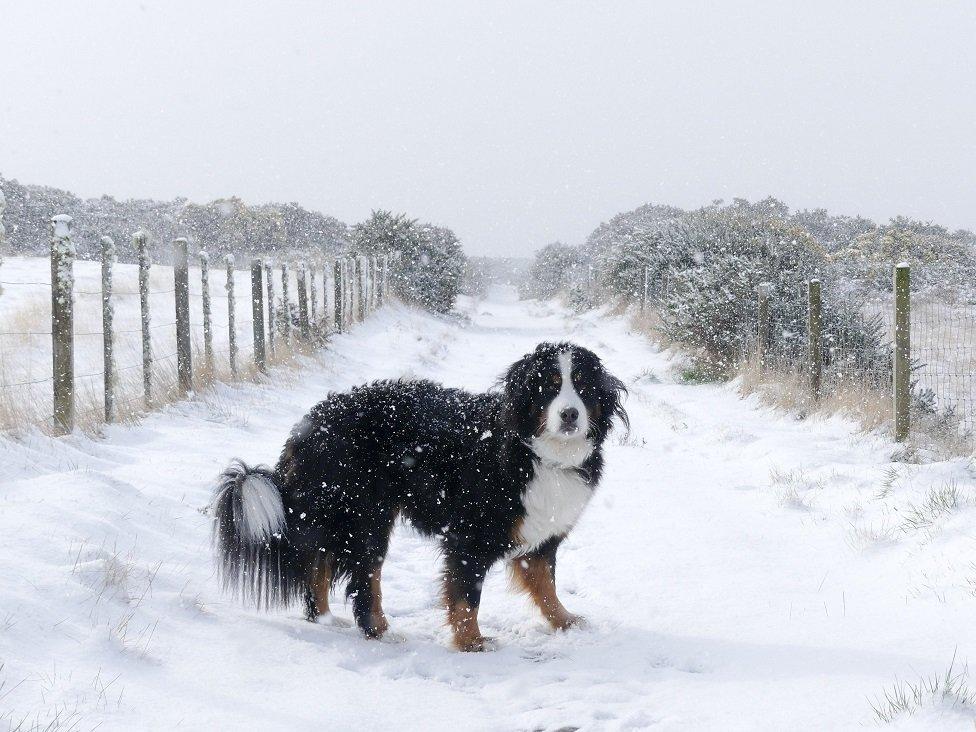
2,290,976,730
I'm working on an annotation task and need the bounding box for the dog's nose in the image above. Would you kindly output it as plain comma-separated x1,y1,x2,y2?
560,407,579,424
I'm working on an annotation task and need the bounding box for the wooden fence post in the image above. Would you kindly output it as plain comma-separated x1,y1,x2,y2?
297,263,311,341
101,235,116,422
136,231,152,407
757,282,772,375
264,259,276,360
808,279,822,402
200,251,214,377
369,257,380,311
376,256,384,308
348,258,356,323
281,262,291,346
309,260,318,330
347,258,355,326
364,257,371,316
359,257,367,319
342,259,350,327
894,263,911,441
322,263,331,332
334,259,343,332
173,237,193,394
226,255,237,378
50,214,74,434
251,258,266,372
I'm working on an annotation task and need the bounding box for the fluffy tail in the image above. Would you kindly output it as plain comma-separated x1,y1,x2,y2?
211,460,303,609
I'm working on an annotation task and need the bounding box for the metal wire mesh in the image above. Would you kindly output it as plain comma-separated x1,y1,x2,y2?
637,264,975,440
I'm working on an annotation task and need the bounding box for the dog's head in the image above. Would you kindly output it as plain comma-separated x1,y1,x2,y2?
502,342,628,467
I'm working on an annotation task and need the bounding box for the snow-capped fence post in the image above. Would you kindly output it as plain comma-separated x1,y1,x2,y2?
200,251,214,377
807,279,822,402
372,256,380,310
349,258,358,323
297,262,311,341
264,260,276,360
893,263,911,441
334,259,343,332
376,256,385,308
50,214,75,434
359,256,368,318
344,258,353,326
101,235,116,422
136,231,152,407
347,258,356,326
322,263,330,332
226,255,238,378
364,256,370,316
361,256,369,316
281,262,292,347
308,260,318,331
383,254,391,302
756,282,772,375
251,258,267,372
173,237,193,394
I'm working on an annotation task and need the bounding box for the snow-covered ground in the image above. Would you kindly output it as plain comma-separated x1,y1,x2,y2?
2,290,975,730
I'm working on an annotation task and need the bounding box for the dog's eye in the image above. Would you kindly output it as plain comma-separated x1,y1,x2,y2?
551,374,562,385
572,371,581,382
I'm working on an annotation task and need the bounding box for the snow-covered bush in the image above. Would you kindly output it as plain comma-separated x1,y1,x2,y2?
525,197,896,378
352,211,465,314
832,217,976,300
654,200,846,372
0,175,350,262
519,242,584,300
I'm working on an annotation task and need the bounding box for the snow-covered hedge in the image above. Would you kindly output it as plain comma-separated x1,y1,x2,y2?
0,175,350,262
353,210,465,314
518,241,585,300
524,197,946,377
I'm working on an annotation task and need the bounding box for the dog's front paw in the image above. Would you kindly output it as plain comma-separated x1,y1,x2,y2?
457,635,499,652
553,613,588,631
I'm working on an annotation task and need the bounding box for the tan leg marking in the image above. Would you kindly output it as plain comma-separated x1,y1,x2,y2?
309,553,334,617
446,599,489,651
511,555,582,630
367,565,389,637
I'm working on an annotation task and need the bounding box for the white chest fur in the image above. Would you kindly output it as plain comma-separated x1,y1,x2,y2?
515,463,593,554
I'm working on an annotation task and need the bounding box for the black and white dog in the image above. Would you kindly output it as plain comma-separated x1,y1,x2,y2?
212,342,627,651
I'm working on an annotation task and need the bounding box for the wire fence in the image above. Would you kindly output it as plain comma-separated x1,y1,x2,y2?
635,263,976,444
0,218,392,435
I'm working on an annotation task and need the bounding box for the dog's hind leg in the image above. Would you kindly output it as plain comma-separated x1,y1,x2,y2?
346,517,396,639
304,551,336,622
443,549,495,652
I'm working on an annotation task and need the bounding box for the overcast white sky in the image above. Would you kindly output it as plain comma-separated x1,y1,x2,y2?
1,1,973,256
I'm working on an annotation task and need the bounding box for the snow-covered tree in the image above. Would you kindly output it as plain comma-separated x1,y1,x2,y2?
353,210,466,313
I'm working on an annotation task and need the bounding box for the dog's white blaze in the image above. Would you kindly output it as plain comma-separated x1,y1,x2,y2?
545,351,589,437
517,463,593,554
237,473,286,542
531,349,594,468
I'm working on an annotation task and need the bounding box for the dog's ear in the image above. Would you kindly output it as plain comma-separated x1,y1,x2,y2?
600,369,629,435
499,351,537,435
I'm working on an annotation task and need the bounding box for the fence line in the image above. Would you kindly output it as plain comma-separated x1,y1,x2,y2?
0,215,392,435
637,260,976,445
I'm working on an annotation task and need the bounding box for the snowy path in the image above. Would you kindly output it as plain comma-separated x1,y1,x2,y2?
2,291,975,731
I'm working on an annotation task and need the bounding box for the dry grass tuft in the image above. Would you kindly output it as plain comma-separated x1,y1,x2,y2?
869,652,976,724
